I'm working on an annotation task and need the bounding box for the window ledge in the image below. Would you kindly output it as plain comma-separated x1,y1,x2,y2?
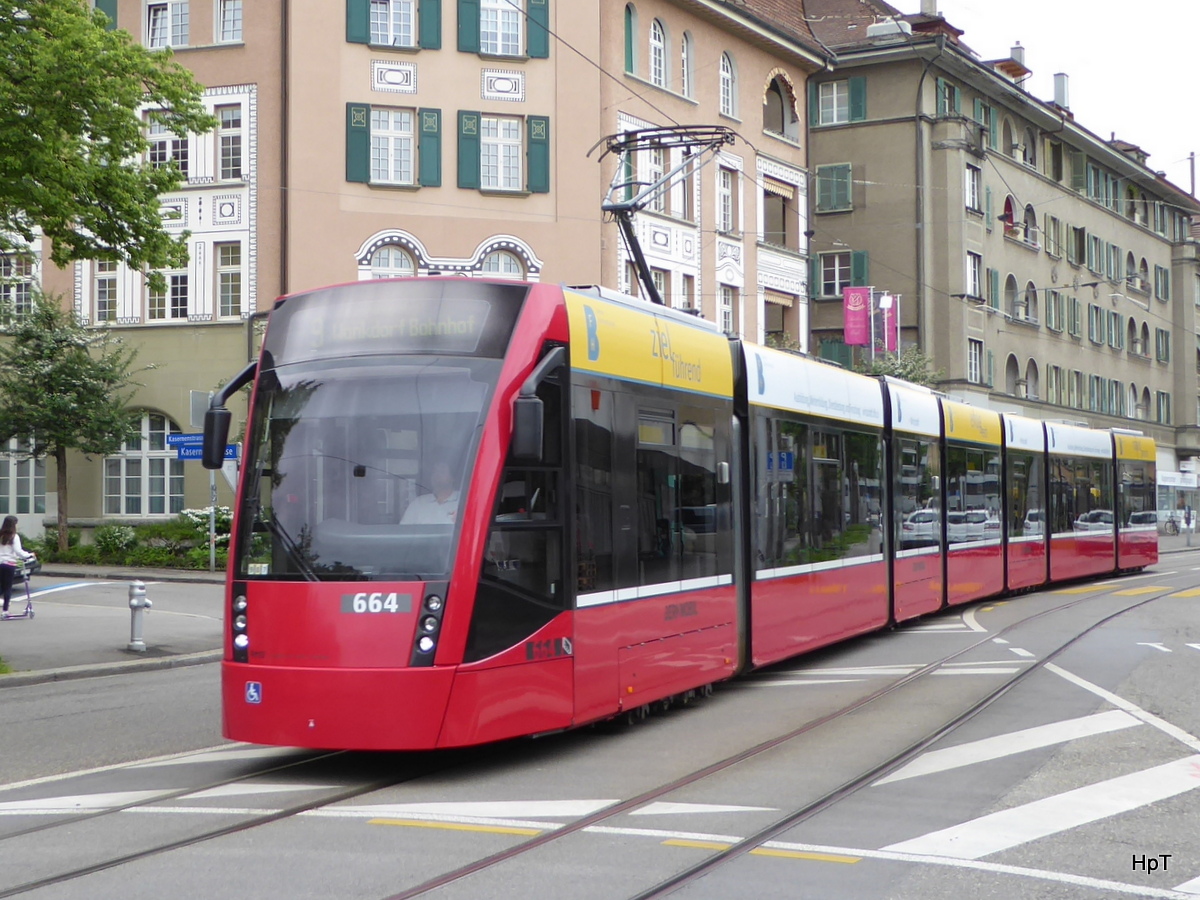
480,187,531,198
757,241,803,258
763,130,802,148
478,51,531,63
369,181,422,192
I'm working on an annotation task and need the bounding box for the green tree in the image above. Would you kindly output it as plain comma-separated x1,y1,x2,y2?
0,293,146,551
855,346,944,387
0,0,215,283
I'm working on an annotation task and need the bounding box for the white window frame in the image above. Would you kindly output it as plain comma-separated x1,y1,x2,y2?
0,254,34,320
818,81,849,125
147,117,189,177
217,105,243,181
148,271,188,321
482,250,524,279
481,0,522,56
719,53,736,117
216,0,242,42
967,338,983,384
104,413,185,516
216,242,242,318
649,19,666,88
481,115,523,191
820,251,851,298
370,108,416,186
146,0,189,49
371,0,416,47
95,259,118,322
679,32,693,98
965,164,980,211
370,245,416,278
716,166,736,234
719,284,735,334
0,438,46,518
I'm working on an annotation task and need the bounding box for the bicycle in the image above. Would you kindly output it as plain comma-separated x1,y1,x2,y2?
1164,515,1180,536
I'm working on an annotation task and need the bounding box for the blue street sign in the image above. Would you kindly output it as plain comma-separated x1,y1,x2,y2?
166,433,204,447
177,444,238,461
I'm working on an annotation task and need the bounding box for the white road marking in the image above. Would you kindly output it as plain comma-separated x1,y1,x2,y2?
131,746,307,768
750,661,1028,685
961,608,988,632
27,582,117,597
1137,642,1171,652
1175,874,1200,894
0,742,241,792
1008,647,1035,658
0,783,337,815
882,754,1200,859
992,638,1009,645
874,710,1141,785
328,800,617,819
1188,644,1200,652
1047,664,1200,753
746,679,859,687
632,802,776,816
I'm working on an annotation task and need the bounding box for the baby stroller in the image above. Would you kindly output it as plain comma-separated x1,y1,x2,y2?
1,556,38,621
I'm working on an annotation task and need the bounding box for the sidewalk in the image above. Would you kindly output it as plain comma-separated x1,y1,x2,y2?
0,563,225,687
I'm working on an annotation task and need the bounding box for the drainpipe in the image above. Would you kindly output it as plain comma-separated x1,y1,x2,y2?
913,34,946,355
279,0,290,297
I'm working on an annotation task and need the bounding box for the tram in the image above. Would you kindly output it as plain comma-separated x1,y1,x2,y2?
202,278,1157,750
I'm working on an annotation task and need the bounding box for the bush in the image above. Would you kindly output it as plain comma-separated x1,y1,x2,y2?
94,525,137,558
127,545,182,568
185,546,228,569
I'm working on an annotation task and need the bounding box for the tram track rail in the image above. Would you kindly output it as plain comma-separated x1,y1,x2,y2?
377,580,1186,900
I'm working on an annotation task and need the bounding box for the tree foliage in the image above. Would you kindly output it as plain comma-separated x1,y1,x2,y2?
854,346,944,387
0,0,214,281
0,293,146,549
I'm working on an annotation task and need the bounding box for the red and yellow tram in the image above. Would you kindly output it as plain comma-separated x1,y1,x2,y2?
202,278,1157,750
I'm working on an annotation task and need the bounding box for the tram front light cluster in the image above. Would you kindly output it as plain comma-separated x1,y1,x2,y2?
410,591,445,666
231,590,250,661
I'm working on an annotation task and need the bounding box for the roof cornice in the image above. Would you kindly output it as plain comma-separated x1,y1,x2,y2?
666,0,834,71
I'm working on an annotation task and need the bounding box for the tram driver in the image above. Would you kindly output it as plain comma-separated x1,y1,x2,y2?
400,461,461,526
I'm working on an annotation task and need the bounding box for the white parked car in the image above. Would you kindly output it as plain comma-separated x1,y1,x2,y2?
1074,509,1114,532
902,509,939,548
947,510,987,543
1023,509,1044,536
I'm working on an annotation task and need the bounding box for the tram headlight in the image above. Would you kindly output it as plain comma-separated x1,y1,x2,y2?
233,595,248,613
234,614,248,632
424,594,443,612
233,633,250,651
417,636,435,653
420,615,439,634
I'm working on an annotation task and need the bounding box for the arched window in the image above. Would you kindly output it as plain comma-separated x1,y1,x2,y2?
719,52,736,117
679,32,693,98
1024,360,1039,400
1004,274,1019,317
763,75,798,141
1125,251,1136,287
482,250,524,279
649,19,666,88
1023,281,1038,322
1004,354,1021,396
1023,204,1037,244
1002,120,1016,158
370,245,416,279
104,413,184,516
623,4,637,73
1138,258,1149,291
1022,127,1037,166
1002,196,1018,235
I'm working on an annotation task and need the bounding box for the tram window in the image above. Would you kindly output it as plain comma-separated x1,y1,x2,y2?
678,407,719,579
894,437,939,549
574,386,615,594
637,411,680,587
1006,450,1044,537
1118,460,1155,526
1049,456,1113,534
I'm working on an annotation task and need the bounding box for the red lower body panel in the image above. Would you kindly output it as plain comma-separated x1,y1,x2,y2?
438,657,574,747
1050,533,1116,581
222,664,454,750
1117,529,1157,569
751,558,890,667
946,542,1003,606
893,549,943,622
1006,536,1048,591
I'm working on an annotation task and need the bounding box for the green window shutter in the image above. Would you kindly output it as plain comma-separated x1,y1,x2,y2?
457,110,481,189
346,0,370,43
1069,150,1086,193
988,112,998,150
95,0,118,28
989,267,1000,309
458,0,480,52
419,0,442,49
848,76,867,122
527,0,549,58
418,108,442,187
817,165,851,212
624,5,634,72
936,78,948,117
808,256,819,299
835,164,852,210
808,82,819,124
526,116,550,192
346,103,371,183
985,186,993,232
851,250,869,286
986,351,994,387
973,98,983,123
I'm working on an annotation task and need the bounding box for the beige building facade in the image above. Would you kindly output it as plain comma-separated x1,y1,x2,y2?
805,0,1200,493
22,0,825,534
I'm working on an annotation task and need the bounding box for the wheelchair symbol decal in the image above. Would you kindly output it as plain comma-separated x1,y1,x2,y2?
245,681,263,704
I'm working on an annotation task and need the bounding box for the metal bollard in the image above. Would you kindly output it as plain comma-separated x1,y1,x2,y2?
128,580,153,652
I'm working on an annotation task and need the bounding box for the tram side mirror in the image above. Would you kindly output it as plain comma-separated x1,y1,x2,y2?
202,407,232,470
512,396,545,462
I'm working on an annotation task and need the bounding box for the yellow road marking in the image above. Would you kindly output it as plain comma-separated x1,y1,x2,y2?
662,839,859,864
1173,588,1200,597
1053,587,1099,594
1112,586,1170,595
368,818,542,836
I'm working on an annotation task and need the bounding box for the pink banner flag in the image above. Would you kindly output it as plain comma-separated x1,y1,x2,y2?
843,286,870,346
